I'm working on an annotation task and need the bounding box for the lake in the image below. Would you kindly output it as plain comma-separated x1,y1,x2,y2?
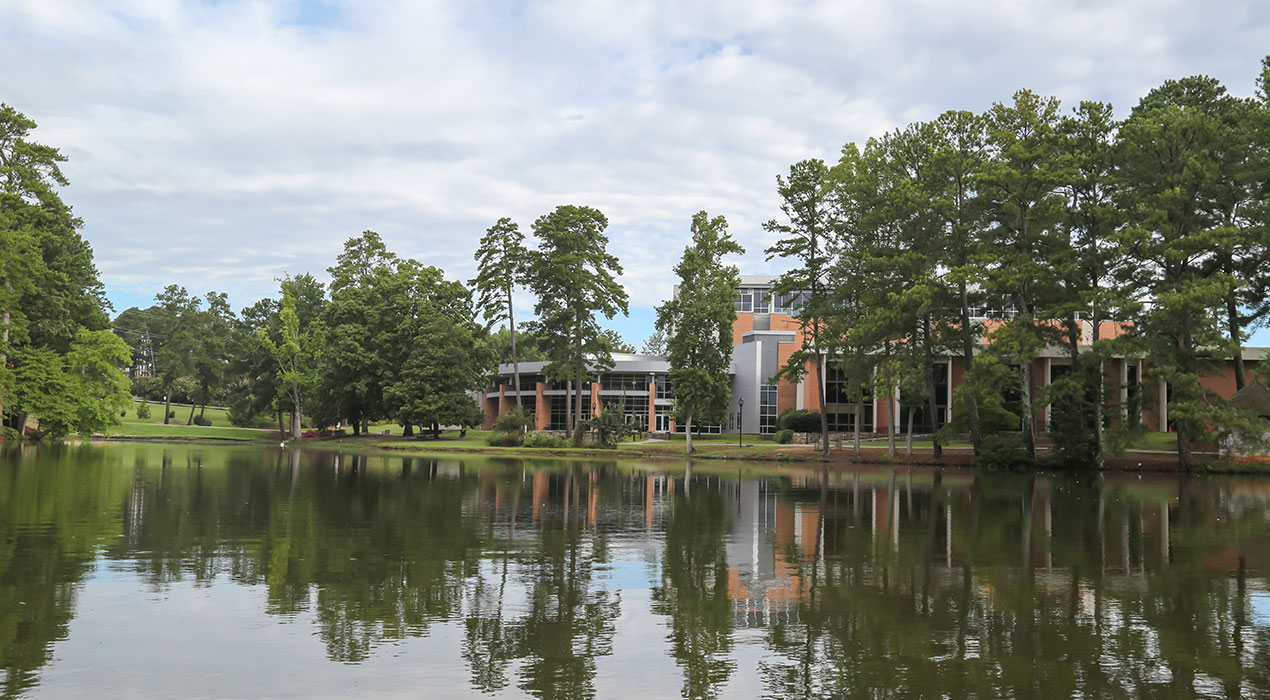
1,443,1268,699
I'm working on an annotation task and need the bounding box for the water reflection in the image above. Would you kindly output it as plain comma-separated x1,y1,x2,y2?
1,444,1268,699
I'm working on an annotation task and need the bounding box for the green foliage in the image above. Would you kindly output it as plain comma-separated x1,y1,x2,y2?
135,402,151,420
656,211,743,453
973,434,1030,469
492,407,532,434
776,409,822,434
9,329,132,438
527,205,629,429
522,433,570,449
130,375,163,400
773,428,794,444
486,431,523,447
192,415,212,426
587,407,634,449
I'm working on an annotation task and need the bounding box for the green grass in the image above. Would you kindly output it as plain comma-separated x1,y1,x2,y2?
124,399,235,427
1122,432,1178,451
107,421,271,440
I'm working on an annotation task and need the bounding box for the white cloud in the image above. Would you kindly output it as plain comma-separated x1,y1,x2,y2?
3,0,1269,343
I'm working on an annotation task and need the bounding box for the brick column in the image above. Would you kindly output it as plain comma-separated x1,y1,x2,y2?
590,382,601,417
535,383,550,431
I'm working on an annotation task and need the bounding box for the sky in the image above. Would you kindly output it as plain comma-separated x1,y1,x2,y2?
4,0,1270,347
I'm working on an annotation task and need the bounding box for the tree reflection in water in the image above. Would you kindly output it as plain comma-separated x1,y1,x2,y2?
1,443,1269,699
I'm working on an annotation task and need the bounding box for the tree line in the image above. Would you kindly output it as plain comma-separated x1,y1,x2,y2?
763,59,1270,469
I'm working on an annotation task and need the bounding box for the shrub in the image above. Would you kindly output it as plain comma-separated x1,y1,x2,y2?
588,408,634,449
135,402,152,420
973,434,1029,469
493,407,532,434
168,410,177,419
777,409,822,434
192,415,212,426
523,433,570,449
774,429,794,444
486,431,524,447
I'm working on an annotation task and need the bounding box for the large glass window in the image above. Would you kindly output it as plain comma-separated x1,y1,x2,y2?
827,411,874,433
759,385,778,434
600,373,649,392
603,395,649,428
654,374,673,399
735,289,753,313
548,394,592,431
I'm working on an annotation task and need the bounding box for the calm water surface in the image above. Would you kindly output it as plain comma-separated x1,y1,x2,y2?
1,443,1269,699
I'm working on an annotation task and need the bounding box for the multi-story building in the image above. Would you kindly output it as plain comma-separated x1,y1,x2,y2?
482,274,1267,437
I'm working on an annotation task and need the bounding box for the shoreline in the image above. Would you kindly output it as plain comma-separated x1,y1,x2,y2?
78,433,1270,475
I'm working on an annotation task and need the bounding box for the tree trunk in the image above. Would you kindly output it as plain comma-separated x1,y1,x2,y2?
403,423,414,437
186,402,196,425
199,404,207,419
575,369,585,436
815,344,829,458
164,388,173,425
432,421,440,439
906,405,916,456
684,409,694,455
957,281,982,454
1021,361,1036,463
361,415,369,435
566,379,573,433
1091,317,1103,464
290,407,302,441
1228,295,1246,391
277,408,285,438
509,287,522,408
922,313,942,459
351,418,360,436
885,343,896,457
1,279,8,425
853,402,862,456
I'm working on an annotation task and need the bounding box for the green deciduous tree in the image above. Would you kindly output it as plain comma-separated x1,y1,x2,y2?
385,312,488,438
656,211,743,454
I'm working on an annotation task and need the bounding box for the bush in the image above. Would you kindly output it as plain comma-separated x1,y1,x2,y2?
523,433,570,449
486,431,524,447
774,428,794,444
777,409,822,434
192,415,212,426
168,410,177,419
135,402,152,420
973,434,1029,469
493,408,533,434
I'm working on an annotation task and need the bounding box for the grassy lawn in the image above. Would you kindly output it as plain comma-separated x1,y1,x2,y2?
1122,432,1178,451
108,421,272,440
125,399,235,426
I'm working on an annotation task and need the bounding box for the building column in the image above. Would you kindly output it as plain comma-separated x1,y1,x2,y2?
590,382,600,417
647,381,656,433
535,383,550,431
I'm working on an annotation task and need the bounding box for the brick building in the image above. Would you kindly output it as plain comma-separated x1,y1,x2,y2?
482,274,1268,437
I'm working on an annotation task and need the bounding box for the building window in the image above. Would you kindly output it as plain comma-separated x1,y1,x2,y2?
603,395,649,428
759,385,778,434
674,420,722,434
549,394,592,431
827,411,874,433
735,289,753,313
655,374,674,399
600,373,649,392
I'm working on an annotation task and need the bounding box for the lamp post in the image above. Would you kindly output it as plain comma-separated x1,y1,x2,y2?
738,397,744,448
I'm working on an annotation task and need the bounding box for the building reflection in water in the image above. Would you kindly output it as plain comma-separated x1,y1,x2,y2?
1,444,1269,699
